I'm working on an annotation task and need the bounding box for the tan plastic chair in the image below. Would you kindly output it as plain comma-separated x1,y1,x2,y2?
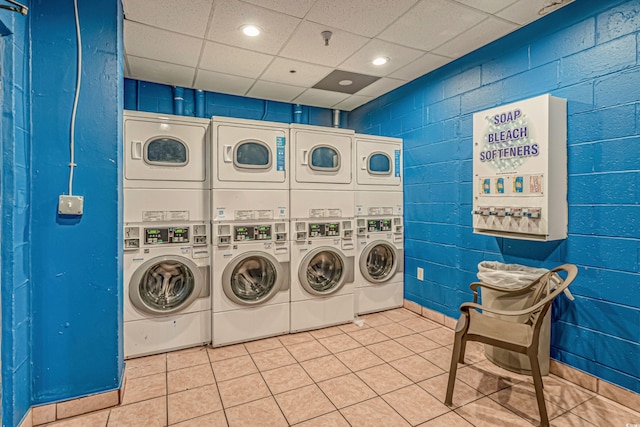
444,264,578,427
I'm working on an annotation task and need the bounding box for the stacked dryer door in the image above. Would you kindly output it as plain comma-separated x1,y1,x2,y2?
290,219,356,332
353,134,404,314
124,111,211,222
211,221,290,346
211,117,289,222
124,223,211,359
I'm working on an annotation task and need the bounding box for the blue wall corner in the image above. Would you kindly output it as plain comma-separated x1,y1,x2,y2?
349,0,640,394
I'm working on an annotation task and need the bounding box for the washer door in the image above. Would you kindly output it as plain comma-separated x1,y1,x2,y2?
299,247,353,296
359,241,399,283
129,255,204,315
222,251,286,305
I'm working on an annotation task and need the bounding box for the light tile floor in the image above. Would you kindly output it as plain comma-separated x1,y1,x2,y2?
43,308,640,426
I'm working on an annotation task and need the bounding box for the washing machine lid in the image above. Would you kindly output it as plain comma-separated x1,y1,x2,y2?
299,247,353,296
222,251,287,306
129,255,204,315
359,241,401,283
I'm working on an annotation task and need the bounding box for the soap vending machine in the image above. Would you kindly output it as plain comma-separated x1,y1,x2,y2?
472,94,567,241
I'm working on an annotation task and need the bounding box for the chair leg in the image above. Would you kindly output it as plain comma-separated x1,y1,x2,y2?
445,317,467,406
528,351,549,427
458,335,467,364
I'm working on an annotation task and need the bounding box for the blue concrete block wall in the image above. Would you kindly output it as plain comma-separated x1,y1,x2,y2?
0,7,32,426
349,0,640,394
30,0,123,404
124,78,345,127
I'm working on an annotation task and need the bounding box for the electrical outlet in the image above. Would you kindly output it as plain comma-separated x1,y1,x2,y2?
58,195,84,215
417,267,424,281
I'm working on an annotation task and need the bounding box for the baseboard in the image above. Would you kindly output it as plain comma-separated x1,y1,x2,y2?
30,372,126,426
404,298,640,415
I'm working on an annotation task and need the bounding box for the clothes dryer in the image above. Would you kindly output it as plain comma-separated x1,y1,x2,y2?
211,221,290,346
290,219,356,332
124,111,210,190
354,217,404,314
211,117,289,221
124,222,210,358
290,125,355,220
354,134,403,218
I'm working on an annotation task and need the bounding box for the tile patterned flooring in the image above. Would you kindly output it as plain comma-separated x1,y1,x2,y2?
43,308,640,426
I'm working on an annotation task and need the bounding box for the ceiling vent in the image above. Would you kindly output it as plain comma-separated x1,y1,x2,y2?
312,70,380,95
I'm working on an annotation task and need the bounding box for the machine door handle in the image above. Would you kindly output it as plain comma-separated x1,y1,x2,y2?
301,149,309,166
223,145,233,163
361,155,367,170
131,141,142,159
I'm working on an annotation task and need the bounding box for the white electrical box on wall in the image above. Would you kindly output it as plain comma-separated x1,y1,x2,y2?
472,94,567,241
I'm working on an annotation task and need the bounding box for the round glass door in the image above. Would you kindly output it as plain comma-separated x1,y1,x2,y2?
360,242,397,283
129,256,202,315
222,252,283,305
300,248,347,296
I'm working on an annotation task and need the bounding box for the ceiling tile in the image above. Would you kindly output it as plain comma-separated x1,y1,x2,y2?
305,0,419,37
260,58,333,87
433,16,518,58
498,0,573,25
332,95,375,111
199,42,273,78
293,88,350,109
454,0,518,14
339,39,424,77
206,0,301,55
127,56,196,87
355,77,407,97
241,0,316,18
279,21,369,67
122,0,213,38
247,81,306,103
378,0,487,51
124,20,202,67
389,53,452,81
195,70,255,96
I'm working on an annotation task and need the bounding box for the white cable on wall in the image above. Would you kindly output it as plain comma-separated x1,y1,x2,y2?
69,0,82,195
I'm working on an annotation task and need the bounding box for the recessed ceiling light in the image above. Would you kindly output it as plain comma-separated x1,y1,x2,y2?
241,25,261,37
338,79,353,86
372,57,389,66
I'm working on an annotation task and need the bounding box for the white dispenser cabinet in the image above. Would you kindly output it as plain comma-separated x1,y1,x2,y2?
472,94,567,241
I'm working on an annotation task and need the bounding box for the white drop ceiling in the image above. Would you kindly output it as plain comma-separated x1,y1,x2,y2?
123,0,572,111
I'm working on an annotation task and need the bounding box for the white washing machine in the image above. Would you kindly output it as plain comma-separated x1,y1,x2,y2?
212,221,290,346
290,124,355,220
124,222,211,359
354,217,404,315
211,117,289,221
290,219,356,332
354,133,403,218
124,110,210,190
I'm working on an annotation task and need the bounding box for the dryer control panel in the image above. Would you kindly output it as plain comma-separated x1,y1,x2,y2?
145,227,189,244
367,219,392,232
234,225,272,241
309,222,340,238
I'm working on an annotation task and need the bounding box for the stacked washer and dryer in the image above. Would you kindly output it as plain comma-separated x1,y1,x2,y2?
354,134,404,315
289,125,357,332
123,111,212,359
210,117,291,347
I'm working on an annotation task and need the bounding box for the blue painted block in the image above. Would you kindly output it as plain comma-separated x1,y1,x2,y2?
596,0,640,43
569,172,639,204
442,66,481,99
567,143,594,174
571,205,640,238
531,18,596,68
458,114,473,139
551,81,594,115
551,322,596,360
596,334,640,377
593,136,640,173
595,70,640,108
483,48,530,84
550,349,596,377
427,97,461,124
400,109,424,132
595,364,640,394
570,267,640,309
561,35,636,86
501,62,560,101
566,235,639,272
460,82,504,115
